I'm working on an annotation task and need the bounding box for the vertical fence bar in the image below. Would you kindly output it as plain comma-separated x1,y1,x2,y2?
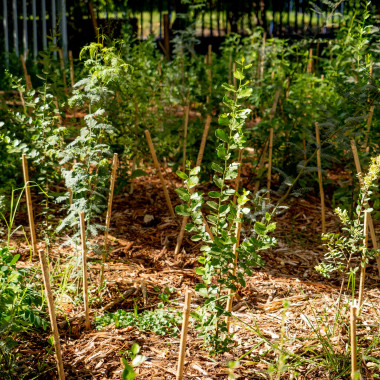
61,0,68,60
22,0,27,58
32,0,37,59
42,0,47,50
3,0,9,67
13,0,19,56
52,0,57,58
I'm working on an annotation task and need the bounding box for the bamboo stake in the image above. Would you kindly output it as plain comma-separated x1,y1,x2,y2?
267,127,274,194
228,55,232,85
350,301,358,380
207,44,212,104
176,290,192,380
233,149,243,205
358,211,369,312
79,212,90,330
175,115,212,254
20,55,32,90
69,50,75,87
364,105,375,150
88,1,99,38
350,140,380,276
22,154,37,256
226,206,242,332
307,48,313,74
182,93,190,171
232,62,237,90
260,32,266,82
315,122,326,233
100,153,118,285
144,130,175,218
254,90,280,194
58,49,67,94
22,154,65,380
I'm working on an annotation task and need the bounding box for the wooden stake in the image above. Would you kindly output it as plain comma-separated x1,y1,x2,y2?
233,149,243,205
315,122,326,233
226,206,242,332
163,13,170,61
22,154,65,380
88,1,99,38
175,115,212,254
58,49,67,94
182,94,190,171
260,32,266,82
350,140,380,276
350,302,358,380
79,212,90,330
207,45,212,104
364,105,375,150
68,50,75,87
22,154,37,256
228,55,232,85
267,127,274,194
100,153,118,285
358,211,369,312
20,55,32,90
176,290,192,380
144,130,175,218
232,62,237,90
307,48,313,74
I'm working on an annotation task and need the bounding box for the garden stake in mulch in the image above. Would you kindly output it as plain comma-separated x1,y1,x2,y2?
364,105,375,150
80,211,90,330
175,115,212,254
266,89,280,196
315,122,326,233
58,49,68,94
358,210,369,313
100,153,118,285
20,54,32,90
22,154,65,380
182,93,190,171
22,154,37,257
176,290,192,380
350,301,359,380
226,206,242,333
144,129,175,218
351,140,380,276
69,50,75,87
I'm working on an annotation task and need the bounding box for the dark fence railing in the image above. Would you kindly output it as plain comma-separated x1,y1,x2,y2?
0,0,378,66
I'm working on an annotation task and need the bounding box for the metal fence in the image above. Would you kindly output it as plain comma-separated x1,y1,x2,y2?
0,0,378,67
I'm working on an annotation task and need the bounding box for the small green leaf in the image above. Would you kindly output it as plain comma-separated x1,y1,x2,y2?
187,176,199,188
234,69,244,81
215,129,228,142
176,170,188,180
208,191,220,198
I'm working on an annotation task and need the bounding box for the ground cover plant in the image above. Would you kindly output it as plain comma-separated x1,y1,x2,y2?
0,1,380,379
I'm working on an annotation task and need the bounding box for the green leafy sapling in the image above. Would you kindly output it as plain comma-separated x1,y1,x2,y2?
175,60,276,353
316,155,380,296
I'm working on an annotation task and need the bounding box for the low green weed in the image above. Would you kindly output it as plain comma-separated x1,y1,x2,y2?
95,304,182,337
